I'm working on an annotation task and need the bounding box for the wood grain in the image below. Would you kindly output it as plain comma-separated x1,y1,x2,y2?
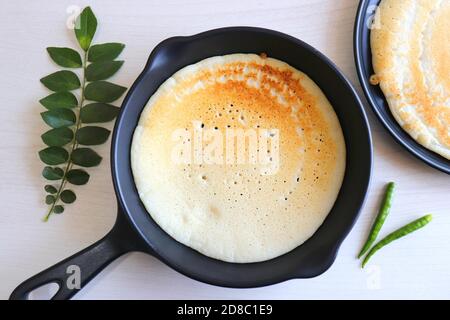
0,0,448,300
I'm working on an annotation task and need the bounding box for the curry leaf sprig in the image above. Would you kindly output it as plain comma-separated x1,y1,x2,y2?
38,7,126,221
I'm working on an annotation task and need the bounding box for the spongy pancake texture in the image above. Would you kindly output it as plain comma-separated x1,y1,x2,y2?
131,54,346,263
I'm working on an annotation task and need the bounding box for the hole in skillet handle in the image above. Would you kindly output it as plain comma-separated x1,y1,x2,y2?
28,282,60,300
9,208,147,300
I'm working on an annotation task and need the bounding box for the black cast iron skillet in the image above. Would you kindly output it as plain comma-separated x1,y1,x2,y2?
354,0,450,174
11,27,372,300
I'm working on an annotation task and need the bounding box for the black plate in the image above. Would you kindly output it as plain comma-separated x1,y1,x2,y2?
354,0,450,174
11,27,372,299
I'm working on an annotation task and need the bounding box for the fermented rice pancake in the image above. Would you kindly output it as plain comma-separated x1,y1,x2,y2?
131,54,346,263
371,0,450,159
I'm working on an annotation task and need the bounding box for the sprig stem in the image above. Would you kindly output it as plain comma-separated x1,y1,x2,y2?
43,51,88,221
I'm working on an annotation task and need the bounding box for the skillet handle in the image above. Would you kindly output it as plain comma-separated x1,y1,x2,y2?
10,210,146,300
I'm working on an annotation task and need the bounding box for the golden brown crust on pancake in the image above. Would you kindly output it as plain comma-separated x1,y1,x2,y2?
131,54,345,262
371,0,450,159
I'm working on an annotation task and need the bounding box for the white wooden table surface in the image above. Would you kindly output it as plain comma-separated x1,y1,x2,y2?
1,0,449,300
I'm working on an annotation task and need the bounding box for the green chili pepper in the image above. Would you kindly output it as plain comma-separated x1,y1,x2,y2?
358,182,395,258
361,214,432,268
